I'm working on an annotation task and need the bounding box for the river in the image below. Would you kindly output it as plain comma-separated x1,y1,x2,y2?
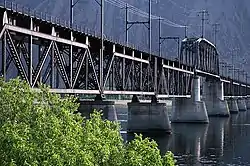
116,104,250,166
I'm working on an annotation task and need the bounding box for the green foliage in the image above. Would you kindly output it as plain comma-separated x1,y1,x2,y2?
0,78,176,166
124,134,163,166
0,78,91,165
162,151,176,166
82,111,125,166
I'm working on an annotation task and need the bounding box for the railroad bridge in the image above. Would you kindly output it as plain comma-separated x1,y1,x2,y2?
0,3,249,133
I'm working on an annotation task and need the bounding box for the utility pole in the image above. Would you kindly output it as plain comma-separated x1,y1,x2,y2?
229,68,240,95
70,0,73,28
212,23,220,46
70,0,80,28
125,3,128,46
242,72,248,95
246,75,250,95
219,62,226,76
159,35,180,95
238,70,245,95
184,25,188,38
158,17,162,57
225,64,232,78
149,0,151,55
100,0,104,93
125,0,151,53
197,10,209,38
69,0,81,88
70,0,104,94
231,48,239,80
224,64,232,94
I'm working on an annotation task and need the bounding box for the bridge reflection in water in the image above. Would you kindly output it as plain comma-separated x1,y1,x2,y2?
169,124,208,165
118,104,250,165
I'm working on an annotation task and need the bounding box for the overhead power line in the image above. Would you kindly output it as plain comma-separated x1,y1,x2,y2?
105,0,187,28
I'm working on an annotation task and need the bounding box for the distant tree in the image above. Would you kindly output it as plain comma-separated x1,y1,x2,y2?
0,78,176,166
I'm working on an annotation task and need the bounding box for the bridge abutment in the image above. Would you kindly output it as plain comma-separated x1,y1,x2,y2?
226,98,239,114
127,95,171,133
171,76,209,123
203,80,230,117
237,98,247,111
77,95,118,121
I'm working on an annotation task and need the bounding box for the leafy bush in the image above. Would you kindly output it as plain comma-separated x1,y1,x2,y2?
0,78,176,166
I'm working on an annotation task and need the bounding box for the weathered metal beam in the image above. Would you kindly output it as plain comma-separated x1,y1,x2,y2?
157,94,191,98
45,89,100,94
163,64,194,74
86,49,101,91
103,54,115,88
72,50,87,88
196,69,220,78
221,79,230,83
114,52,149,64
6,30,29,83
4,24,88,49
32,41,53,87
103,90,154,95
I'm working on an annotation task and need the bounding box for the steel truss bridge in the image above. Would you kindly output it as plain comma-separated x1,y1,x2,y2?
0,4,249,98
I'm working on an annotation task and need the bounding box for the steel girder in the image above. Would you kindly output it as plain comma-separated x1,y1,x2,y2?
102,49,154,93
0,23,249,97
0,23,194,96
0,24,100,92
180,38,219,75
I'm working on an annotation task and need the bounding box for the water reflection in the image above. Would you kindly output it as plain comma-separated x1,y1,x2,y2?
222,112,250,165
170,124,208,165
230,114,239,124
117,104,250,165
127,132,172,155
201,118,229,165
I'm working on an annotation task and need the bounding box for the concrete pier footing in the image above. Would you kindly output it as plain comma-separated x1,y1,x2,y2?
226,98,239,114
171,98,209,123
171,76,209,123
77,100,118,121
203,81,230,117
204,100,230,117
127,102,171,133
237,98,247,112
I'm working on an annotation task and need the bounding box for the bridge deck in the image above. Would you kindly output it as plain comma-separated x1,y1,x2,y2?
0,3,249,97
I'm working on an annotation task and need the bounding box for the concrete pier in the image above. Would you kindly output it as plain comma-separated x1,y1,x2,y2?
203,80,230,117
237,98,247,112
171,76,209,123
127,96,171,133
77,97,117,121
245,97,250,110
226,98,239,114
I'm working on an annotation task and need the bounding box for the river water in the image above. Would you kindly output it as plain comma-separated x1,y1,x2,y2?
116,105,250,166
